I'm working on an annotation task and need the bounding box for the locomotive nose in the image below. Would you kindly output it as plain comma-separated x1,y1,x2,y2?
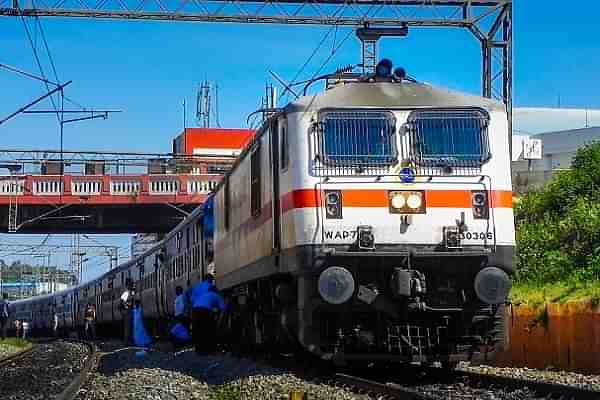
474,267,511,305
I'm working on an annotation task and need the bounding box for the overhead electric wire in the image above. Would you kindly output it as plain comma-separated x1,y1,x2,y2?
17,12,60,122
33,12,60,86
0,234,51,257
63,95,86,110
280,25,338,102
309,27,355,81
0,63,59,86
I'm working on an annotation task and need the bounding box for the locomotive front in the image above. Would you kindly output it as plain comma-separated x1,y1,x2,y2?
286,65,514,366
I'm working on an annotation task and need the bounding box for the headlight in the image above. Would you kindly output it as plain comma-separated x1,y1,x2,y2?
390,193,406,209
406,193,422,209
318,266,355,305
474,267,511,305
389,191,426,214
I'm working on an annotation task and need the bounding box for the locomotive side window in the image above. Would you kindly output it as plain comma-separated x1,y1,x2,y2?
250,144,261,217
407,109,490,168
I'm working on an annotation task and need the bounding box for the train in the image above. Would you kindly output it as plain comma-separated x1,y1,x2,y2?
8,59,514,368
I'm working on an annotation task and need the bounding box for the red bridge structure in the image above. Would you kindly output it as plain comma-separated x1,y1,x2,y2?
0,128,254,233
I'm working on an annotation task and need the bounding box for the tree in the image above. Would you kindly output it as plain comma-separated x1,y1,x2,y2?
515,142,600,285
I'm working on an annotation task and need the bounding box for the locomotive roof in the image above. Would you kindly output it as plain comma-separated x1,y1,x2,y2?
285,81,505,113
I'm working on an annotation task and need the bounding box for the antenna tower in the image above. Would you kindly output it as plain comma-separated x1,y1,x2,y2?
197,81,211,128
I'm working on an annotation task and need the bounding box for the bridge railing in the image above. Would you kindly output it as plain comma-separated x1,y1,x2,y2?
0,174,222,199
0,178,26,195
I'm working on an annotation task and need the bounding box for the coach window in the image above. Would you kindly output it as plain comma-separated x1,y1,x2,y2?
250,144,262,217
280,123,289,171
176,231,182,252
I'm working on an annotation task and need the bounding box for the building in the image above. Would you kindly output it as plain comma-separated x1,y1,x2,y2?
172,127,255,174
511,125,600,192
131,233,162,259
0,281,70,300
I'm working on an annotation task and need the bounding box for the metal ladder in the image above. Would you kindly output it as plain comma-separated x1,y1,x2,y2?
8,181,18,233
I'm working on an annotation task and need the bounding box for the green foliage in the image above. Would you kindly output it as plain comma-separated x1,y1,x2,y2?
0,259,71,284
0,338,31,348
515,142,600,287
210,383,241,400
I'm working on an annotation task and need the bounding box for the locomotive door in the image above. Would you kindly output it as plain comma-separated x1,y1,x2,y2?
270,118,282,254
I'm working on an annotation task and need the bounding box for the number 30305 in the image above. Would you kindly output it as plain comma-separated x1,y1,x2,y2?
459,232,493,240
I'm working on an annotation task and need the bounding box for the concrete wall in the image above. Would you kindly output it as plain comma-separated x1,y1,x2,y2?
495,302,600,374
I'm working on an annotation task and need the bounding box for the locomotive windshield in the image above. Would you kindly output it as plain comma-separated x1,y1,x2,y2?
408,109,490,168
318,111,397,168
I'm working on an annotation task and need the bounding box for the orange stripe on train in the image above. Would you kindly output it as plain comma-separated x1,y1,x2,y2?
281,189,513,212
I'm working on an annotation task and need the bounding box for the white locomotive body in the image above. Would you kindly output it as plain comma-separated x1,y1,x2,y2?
213,75,514,365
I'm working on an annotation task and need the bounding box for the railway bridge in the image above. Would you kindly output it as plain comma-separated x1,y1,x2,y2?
0,172,218,233
0,129,254,233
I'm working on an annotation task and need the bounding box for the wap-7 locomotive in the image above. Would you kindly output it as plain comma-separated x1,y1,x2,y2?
213,61,514,366
9,60,513,368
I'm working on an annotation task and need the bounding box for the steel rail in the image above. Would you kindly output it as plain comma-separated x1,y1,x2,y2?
0,342,36,366
56,340,97,400
0,339,96,400
334,373,434,399
452,369,600,400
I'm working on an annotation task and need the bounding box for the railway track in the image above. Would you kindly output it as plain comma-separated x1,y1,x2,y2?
451,369,600,400
0,341,36,365
334,373,435,399
227,346,600,399
0,339,96,400
333,367,600,400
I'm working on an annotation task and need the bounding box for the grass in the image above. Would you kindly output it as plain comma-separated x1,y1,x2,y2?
510,280,600,307
0,337,31,349
209,383,242,400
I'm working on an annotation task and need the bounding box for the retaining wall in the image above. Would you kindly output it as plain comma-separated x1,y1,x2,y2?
495,302,600,374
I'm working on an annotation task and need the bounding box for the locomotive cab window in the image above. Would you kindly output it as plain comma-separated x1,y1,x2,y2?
318,111,397,167
408,109,490,167
250,144,261,217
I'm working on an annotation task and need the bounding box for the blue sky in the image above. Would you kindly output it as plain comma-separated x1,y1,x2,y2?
1,1,599,282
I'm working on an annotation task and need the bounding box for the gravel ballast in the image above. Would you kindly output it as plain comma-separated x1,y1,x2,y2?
458,362,600,392
75,343,370,400
0,340,90,400
75,342,600,399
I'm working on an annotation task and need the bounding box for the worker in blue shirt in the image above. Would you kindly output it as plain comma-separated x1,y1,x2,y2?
190,274,227,355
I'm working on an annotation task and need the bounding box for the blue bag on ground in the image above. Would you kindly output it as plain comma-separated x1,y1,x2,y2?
132,307,152,347
170,323,192,342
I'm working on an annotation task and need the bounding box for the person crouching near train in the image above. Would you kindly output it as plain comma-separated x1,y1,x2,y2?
132,300,152,347
169,285,192,351
190,274,227,355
